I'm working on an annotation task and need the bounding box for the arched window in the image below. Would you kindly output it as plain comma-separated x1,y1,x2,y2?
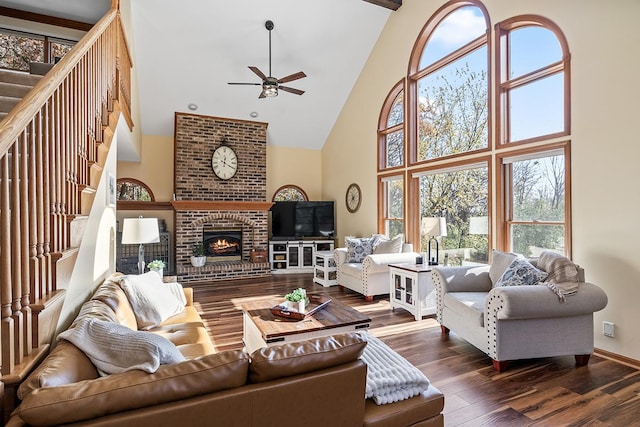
496,16,570,144
408,2,490,163
377,1,572,260
272,185,308,202
116,178,155,201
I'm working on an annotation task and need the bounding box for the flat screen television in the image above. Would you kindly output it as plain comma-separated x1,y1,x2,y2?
270,201,335,240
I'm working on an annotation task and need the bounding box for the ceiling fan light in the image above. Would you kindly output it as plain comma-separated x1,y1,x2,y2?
263,84,278,97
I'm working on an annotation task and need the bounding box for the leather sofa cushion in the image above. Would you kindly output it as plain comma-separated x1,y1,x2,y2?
444,292,487,327
249,333,367,383
17,341,99,400
363,384,445,427
71,299,120,326
90,281,138,330
16,350,249,427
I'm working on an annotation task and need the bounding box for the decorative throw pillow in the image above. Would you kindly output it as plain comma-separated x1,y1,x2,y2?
346,237,375,263
489,249,522,285
118,272,186,329
58,318,185,375
372,235,403,254
495,258,548,287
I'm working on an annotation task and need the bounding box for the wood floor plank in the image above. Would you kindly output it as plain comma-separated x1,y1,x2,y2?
189,273,640,427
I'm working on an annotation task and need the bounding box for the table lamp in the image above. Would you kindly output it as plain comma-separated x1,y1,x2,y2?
469,216,489,235
121,216,160,274
421,217,447,266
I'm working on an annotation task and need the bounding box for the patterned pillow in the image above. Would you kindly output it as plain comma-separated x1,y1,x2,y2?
489,249,522,285
495,258,548,287
346,237,375,263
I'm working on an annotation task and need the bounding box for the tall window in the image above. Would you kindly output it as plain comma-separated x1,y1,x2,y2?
377,1,572,259
416,162,489,265
500,146,568,257
380,175,404,239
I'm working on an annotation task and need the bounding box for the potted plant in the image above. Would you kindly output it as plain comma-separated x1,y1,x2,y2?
191,242,207,267
284,288,309,313
147,259,165,278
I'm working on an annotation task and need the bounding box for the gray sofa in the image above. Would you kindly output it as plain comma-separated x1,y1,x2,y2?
432,250,608,371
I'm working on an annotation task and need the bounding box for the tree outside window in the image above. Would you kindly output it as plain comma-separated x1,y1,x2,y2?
504,150,566,256
418,164,488,266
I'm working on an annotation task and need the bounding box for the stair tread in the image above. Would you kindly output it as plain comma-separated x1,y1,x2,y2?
0,69,43,86
0,81,34,98
0,95,21,113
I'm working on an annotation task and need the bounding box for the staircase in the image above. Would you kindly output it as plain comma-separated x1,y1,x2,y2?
0,4,132,421
0,70,42,122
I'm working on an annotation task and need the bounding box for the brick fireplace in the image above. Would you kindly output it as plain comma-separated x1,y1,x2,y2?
173,113,271,282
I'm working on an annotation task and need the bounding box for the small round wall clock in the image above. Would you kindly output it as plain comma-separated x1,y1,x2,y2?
346,183,361,213
211,145,238,180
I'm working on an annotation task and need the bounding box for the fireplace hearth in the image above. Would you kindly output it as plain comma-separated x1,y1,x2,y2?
203,226,242,262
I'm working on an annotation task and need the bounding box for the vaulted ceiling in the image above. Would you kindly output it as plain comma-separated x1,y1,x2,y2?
0,0,399,151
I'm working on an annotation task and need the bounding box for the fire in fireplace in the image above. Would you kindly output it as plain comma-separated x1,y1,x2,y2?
203,226,242,262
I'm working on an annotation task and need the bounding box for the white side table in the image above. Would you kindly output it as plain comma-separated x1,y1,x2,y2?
313,250,337,287
389,263,436,321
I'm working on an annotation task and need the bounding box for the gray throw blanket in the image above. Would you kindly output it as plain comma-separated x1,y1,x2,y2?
58,318,185,375
360,333,430,405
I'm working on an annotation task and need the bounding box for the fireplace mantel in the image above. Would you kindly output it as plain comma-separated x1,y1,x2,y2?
171,200,274,212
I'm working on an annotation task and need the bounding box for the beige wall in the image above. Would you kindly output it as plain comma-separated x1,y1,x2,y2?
267,145,323,201
117,134,175,234
322,0,640,360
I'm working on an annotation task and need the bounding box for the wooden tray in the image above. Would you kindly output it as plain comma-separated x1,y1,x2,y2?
270,294,332,321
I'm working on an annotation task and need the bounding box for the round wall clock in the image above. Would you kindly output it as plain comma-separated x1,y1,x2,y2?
211,145,238,180
346,183,362,213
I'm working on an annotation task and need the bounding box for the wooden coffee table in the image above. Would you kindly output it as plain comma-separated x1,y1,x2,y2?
241,295,371,353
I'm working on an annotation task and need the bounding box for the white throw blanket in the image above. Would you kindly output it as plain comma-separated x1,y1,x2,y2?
360,333,430,405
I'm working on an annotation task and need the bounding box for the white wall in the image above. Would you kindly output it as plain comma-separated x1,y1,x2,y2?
322,0,640,360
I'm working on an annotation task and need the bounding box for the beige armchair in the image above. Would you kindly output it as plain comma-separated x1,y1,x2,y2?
432,251,608,371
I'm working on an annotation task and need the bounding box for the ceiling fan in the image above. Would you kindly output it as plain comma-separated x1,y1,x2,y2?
228,20,306,98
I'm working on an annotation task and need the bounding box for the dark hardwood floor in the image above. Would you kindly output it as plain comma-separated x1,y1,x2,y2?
190,273,640,427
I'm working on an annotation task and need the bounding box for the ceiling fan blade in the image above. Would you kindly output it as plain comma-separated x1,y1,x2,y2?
228,82,262,85
249,66,268,81
278,71,306,84
279,86,305,96
258,91,267,99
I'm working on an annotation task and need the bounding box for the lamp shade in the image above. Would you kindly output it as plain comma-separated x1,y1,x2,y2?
421,217,447,237
121,217,160,244
469,216,489,235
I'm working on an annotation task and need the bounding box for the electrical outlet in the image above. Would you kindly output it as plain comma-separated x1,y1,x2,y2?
603,321,615,338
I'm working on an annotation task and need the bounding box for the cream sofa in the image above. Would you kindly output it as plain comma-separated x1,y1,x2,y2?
432,250,608,372
334,240,419,301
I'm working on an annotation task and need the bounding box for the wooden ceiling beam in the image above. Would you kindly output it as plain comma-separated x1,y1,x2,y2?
0,6,93,32
362,0,402,11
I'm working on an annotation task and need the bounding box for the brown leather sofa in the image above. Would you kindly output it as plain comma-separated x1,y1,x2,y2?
8,275,444,426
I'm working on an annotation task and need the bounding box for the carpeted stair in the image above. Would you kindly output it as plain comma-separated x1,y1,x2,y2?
0,69,42,121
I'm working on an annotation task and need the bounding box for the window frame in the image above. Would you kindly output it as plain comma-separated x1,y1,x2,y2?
496,141,572,257
272,184,309,202
378,80,406,171
377,173,405,239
